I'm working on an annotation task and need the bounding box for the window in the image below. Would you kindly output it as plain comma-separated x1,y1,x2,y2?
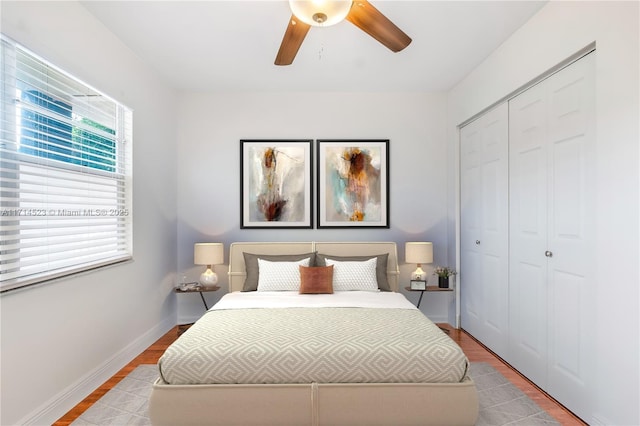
1,35,133,292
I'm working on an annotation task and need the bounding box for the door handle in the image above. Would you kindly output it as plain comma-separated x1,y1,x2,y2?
545,250,553,257
475,240,481,245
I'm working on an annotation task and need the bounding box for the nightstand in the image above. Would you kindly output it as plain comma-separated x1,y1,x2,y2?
174,284,220,310
405,285,453,308
405,285,454,334
175,284,220,335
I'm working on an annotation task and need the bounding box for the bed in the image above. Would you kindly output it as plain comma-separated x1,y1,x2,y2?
149,242,478,426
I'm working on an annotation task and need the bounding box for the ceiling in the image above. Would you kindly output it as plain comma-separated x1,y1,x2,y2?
81,1,547,92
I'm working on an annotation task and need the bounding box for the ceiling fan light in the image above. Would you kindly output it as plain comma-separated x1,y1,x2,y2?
289,0,353,27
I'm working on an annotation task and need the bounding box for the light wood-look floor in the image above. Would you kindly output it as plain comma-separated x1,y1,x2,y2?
54,324,586,425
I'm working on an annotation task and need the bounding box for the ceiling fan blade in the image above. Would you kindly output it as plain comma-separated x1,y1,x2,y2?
346,0,411,52
275,15,311,66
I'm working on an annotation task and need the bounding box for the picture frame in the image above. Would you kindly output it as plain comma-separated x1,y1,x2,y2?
240,139,313,229
316,139,389,228
410,280,427,291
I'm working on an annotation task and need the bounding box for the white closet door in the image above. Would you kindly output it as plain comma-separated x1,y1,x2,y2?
545,53,595,418
460,103,509,357
460,120,483,336
508,79,549,387
509,53,595,419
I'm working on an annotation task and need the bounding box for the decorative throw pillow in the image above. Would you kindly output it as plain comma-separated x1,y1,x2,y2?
242,252,316,291
325,257,378,292
256,258,310,291
316,253,390,291
299,265,334,294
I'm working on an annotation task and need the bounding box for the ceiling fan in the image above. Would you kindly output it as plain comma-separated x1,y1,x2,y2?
275,0,412,66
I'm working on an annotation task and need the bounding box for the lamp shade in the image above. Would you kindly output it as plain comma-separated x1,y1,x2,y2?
405,242,433,264
289,0,353,27
194,243,224,266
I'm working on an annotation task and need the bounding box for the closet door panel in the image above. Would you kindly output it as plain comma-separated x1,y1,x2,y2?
550,270,583,374
460,102,509,357
462,250,482,327
510,261,548,385
460,123,484,336
479,104,509,359
481,141,508,346
545,54,595,419
508,82,549,386
482,158,503,252
482,253,504,333
548,56,593,262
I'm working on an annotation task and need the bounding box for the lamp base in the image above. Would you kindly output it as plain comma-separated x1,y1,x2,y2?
411,266,426,281
199,268,218,286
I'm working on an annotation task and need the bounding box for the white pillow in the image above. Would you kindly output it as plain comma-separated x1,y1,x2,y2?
325,257,378,291
257,257,310,291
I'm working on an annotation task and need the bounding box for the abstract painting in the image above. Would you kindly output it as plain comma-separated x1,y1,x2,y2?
317,139,389,228
241,140,313,228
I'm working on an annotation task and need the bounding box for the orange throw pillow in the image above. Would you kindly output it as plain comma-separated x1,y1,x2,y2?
299,265,334,294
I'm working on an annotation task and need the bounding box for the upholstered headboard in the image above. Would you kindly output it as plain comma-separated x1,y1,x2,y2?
228,242,400,293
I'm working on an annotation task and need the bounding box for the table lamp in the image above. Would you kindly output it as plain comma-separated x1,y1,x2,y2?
405,242,433,280
194,243,224,286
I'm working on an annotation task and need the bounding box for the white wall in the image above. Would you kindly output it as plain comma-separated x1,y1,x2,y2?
0,2,178,425
447,2,639,425
175,91,454,323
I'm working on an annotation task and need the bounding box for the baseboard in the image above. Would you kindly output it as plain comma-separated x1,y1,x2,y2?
590,413,614,426
177,314,202,325
19,315,175,426
427,315,449,324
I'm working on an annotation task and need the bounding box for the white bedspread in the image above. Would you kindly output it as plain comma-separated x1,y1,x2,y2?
211,290,418,311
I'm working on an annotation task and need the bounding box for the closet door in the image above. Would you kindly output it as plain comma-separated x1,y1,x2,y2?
509,53,595,419
544,53,596,418
460,103,509,358
508,79,549,386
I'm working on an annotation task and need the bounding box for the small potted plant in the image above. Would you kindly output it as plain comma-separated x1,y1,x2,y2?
433,266,457,288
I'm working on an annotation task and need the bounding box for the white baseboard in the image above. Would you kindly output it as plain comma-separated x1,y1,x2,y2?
19,315,175,426
590,413,614,426
427,315,449,324
177,313,205,324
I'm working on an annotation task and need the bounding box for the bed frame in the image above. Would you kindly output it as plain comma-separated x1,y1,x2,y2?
149,242,478,426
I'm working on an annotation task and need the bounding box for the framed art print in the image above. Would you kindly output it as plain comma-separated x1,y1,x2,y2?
241,139,313,229
317,139,389,228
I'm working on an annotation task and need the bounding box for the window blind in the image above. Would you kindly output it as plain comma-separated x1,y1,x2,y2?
0,35,133,292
